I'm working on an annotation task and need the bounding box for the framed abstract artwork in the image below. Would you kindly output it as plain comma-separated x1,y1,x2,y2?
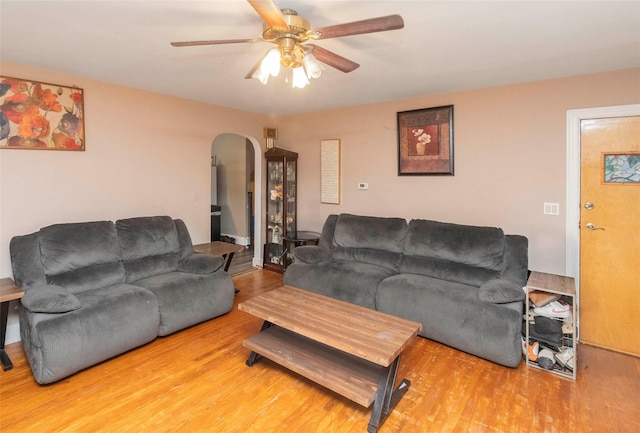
397,105,453,175
0,76,85,151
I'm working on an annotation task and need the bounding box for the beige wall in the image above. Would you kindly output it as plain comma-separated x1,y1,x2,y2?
2,62,638,343
0,62,269,281
276,68,640,274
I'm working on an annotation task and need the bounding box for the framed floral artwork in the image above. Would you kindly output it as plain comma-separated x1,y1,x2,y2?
0,76,85,151
397,105,453,175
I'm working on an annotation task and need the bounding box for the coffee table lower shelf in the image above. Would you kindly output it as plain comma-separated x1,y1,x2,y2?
244,324,411,433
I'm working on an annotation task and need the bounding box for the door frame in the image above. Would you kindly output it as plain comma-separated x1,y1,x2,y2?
565,103,640,338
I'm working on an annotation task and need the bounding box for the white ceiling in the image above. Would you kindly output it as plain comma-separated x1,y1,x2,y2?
1,1,639,116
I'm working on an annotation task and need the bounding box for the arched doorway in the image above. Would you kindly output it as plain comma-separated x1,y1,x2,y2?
211,133,263,268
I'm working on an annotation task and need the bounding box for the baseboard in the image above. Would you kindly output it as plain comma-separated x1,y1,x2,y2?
6,322,20,345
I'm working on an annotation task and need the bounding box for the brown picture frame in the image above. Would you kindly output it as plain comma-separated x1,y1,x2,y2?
397,105,453,175
0,76,85,151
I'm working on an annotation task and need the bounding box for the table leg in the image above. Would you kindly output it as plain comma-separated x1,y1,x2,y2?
222,252,235,272
367,356,411,433
221,252,241,294
246,321,274,367
1,301,13,371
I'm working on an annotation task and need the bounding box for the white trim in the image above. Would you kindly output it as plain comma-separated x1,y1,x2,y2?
566,104,640,340
6,321,20,345
247,137,263,268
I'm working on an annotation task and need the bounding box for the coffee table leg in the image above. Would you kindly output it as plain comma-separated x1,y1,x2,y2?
367,356,411,433
246,321,274,367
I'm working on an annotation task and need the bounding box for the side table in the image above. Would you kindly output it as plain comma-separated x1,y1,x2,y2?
193,241,246,294
281,231,320,271
1,278,24,371
193,241,245,272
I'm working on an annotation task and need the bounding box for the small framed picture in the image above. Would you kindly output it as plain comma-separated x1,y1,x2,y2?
397,105,453,175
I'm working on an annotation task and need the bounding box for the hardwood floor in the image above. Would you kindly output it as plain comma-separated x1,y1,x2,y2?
1,269,638,432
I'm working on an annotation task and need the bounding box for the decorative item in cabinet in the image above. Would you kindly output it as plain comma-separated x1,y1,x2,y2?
524,271,576,380
264,147,298,273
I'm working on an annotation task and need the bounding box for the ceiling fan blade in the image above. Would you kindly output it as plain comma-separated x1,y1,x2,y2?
315,14,404,39
307,44,359,73
247,0,289,31
171,38,262,47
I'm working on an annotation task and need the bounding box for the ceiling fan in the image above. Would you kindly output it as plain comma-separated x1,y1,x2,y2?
170,0,404,88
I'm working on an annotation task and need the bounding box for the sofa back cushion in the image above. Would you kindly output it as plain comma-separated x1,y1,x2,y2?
38,221,126,294
400,219,505,287
331,214,407,270
116,216,180,282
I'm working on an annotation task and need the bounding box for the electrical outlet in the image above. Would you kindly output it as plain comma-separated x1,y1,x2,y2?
544,202,560,215
358,182,369,190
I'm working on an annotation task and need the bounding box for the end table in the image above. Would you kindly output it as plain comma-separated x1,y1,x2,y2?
1,278,24,371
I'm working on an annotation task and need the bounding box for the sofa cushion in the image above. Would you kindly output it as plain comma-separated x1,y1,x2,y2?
20,283,160,384
37,221,126,293
21,285,81,313
284,261,397,310
376,273,523,367
404,219,505,269
400,219,505,286
332,214,407,270
478,279,526,303
134,271,234,336
116,216,180,282
334,214,407,253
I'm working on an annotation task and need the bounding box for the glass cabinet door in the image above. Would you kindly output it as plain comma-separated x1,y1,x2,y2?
264,147,298,273
286,159,297,235
266,160,284,267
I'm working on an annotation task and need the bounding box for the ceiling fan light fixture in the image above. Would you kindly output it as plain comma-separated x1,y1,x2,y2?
252,67,270,85
261,48,282,77
303,52,322,79
291,66,310,88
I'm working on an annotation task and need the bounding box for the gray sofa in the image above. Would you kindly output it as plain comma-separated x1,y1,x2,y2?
283,214,529,367
10,216,235,384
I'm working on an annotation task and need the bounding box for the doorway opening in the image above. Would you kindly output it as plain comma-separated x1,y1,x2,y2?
211,133,263,269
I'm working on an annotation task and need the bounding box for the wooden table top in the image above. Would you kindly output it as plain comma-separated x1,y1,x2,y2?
193,241,245,256
238,285,422,367
0,278,24,303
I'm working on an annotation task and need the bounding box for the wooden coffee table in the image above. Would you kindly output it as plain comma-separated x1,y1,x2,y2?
238,285,422,433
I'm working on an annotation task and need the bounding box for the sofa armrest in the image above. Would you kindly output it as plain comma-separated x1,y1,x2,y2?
478,279,525,304
177,253,224,274
293,245,331,264
21,285,81,313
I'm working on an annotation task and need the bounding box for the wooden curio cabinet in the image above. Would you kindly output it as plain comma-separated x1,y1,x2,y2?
264,147,298,273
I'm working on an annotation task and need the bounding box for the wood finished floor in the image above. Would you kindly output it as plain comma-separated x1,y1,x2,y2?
1,269,638,432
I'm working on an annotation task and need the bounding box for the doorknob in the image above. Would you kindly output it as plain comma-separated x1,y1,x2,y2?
586,223,605,231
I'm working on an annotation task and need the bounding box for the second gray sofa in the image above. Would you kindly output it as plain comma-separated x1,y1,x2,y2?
284,213,529,367
10,216,235,384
